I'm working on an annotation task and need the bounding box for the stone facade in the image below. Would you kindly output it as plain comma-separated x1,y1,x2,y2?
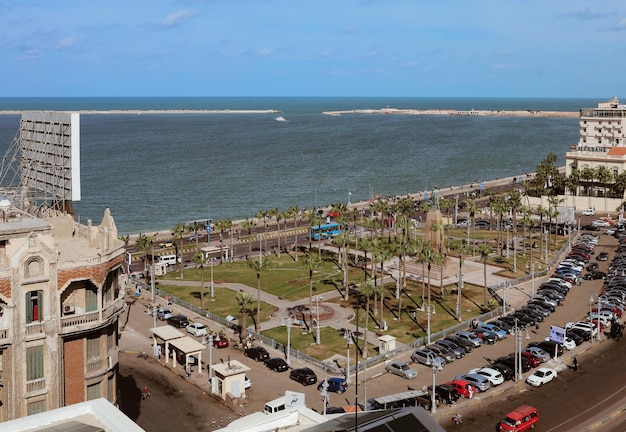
0,207,126,421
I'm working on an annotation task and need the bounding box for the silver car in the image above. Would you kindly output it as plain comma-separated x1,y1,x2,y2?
411,349,446,368
455,373,492,392
385,361,417,379
455,331,483,347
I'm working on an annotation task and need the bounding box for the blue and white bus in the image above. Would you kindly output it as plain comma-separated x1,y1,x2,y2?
310,222,346,241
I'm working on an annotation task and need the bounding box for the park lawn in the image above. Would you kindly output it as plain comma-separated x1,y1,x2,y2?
157,284,276,326
338,281,488,345
262,326,376,362
160,253,359,301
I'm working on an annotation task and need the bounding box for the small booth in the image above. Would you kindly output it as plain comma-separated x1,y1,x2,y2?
151,326,185,364
210,359,250,400
169,336,206,372
201,245,229,262
378,335,397,354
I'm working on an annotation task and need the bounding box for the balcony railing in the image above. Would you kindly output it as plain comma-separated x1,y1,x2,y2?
26,377,46,393
60,311,99,329
25,322,44,337
103,297,125,320
86,358,104,374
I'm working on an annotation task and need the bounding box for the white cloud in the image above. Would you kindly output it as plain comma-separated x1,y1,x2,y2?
16,50,40,61
258,47,274,56
160,9,197,28
319,49,334,57
55,38,75,50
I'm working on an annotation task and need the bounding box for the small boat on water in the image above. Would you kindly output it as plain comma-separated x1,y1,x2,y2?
274,116,287,122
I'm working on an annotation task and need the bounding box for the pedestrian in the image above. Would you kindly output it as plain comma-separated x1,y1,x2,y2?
142,386,150,399
156,344,162,360
467,385,474,399
186,364,191,378
573,356,578,372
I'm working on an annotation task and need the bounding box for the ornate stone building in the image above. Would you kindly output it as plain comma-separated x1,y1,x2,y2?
0,205,126,421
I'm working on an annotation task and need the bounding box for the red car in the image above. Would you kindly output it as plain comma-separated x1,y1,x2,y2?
514,351,542,368
213,336,229,348
445,379,476,398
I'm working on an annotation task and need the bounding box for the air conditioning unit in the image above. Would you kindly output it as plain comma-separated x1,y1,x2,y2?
63,304,75,314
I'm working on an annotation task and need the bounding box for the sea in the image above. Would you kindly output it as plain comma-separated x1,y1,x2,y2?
0,97,596,235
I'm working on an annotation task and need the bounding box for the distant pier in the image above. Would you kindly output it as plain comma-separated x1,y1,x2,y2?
322,108,578,118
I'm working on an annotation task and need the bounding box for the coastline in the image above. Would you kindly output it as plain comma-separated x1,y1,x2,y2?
323,108,578,118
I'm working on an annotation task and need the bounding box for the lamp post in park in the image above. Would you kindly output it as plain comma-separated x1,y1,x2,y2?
315,296,324,345
283,315,296,364
208,334,214,381
422,303,436,345
431,361,443,414
345,330,352,384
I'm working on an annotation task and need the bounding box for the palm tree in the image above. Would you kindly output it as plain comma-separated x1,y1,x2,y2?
246,258,269,332
188,221,202,251
359,279,382,358
214,219,232,265
136,233,156,273
565,169,580,197
466,197,478,254
235,292,255,342
306,210,324,260
478,243,493,308
333,229,351,301
507,189,522,234
255,209,269,252
596,165,613,211
303,252,322,326
580,167,596,197
372,241,392,321
191,251,208,309
172,223,186,277
547,194,563,247
288,206,301,261
241,218,257,258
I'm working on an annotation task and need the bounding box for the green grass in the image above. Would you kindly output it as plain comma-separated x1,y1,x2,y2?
262,325,376,361
157,283,275,326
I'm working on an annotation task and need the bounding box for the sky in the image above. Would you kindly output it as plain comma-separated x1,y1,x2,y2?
1,0,625,98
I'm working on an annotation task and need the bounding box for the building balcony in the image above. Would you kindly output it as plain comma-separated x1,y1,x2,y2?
25,322,45,338
26,377,46,393
60,296,126,335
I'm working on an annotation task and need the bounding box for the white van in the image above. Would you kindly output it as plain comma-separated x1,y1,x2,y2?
159,254,180,266
264,396,286,414
582,208,595,216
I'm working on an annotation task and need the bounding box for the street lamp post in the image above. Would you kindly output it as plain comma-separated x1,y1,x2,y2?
424,303,436,345
345,330,352,384
283,315,295,364
208,334,214,383
431,362,443,414
316,296,323,344
454,194,459,226
513,236,517,273
210,255,215,300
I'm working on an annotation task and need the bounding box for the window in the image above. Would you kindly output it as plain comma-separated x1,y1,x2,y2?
26,290,43,323
27,400,46,415
87,381,101,400
87,336,101,362
26,346,44,381
86,288,97,312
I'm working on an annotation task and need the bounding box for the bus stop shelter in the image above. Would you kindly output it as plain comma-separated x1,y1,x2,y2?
169,336,206,371
151,326,185,365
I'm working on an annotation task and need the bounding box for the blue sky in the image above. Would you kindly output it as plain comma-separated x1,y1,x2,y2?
1,0,625,98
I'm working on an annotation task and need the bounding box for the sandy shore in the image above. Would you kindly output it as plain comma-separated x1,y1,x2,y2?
0,109,281,115
323,108,578,118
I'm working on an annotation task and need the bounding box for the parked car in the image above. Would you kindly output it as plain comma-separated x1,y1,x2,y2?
289,367,318,385
318,377,348,394
468,367,504,386
597,251,610,261
490,363,515,381
498,405,539,431
411,348,446,367
264,357,289,372
477,323,507,339
454,373,492,392
455,331,483,347
385,361,418,379
444,335,474,353
244,346,269,362
167,314,189,328
434,340,465,359
426,345,456,363
523,347,551,362
444,379,475,398
186,322,208,337
495,355,532,373
244,375,251,389
156,308,174,320
527,341,564,357
526,367,557,386
213,335,229,348
514,351,542,368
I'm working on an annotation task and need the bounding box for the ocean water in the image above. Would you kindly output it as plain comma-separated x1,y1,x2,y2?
0,97,593,235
